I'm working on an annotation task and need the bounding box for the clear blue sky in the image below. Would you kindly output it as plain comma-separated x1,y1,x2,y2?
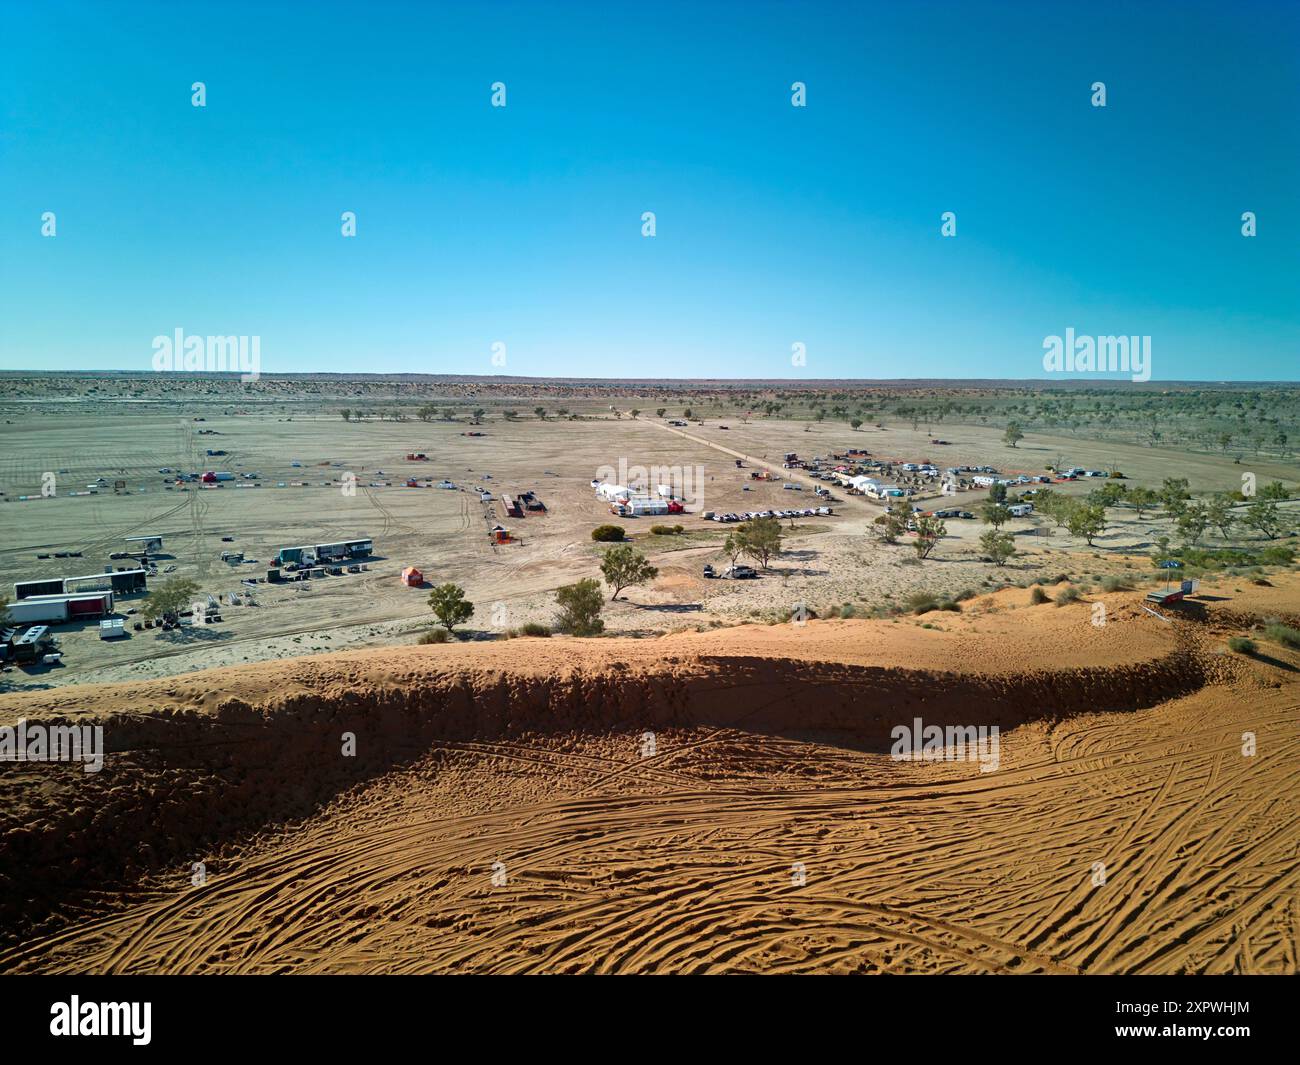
2,0,1297,381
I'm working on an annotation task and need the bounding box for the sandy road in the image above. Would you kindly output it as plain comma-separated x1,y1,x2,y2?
636,414,880,514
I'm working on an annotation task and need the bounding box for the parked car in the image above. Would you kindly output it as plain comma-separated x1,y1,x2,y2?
723,565,758,579
702,564,716,579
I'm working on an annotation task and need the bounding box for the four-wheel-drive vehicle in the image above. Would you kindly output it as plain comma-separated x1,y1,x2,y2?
702,564,716,579
723,565,758,579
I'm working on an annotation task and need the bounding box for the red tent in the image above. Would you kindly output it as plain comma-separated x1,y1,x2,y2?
400,566,423,587
201,471,217,483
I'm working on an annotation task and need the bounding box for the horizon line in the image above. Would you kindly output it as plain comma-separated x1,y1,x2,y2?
1,370,1296,388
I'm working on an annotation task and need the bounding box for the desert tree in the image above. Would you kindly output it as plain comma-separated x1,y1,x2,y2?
979,530,1016,566
1205,495,1236,540
554,579,605,636
1066,502,1107,546
1160,478,1191,518
143,577,201,623
600,545,659,600
1242,500,1284,540
734,517,783,570
981,501,1012,530
1127,486,1158,519
1176,502,1210,546
427,582,474,634
912,515,946,560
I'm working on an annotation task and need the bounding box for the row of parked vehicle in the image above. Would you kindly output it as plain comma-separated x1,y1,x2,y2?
702,564,757,579
703,506,831,523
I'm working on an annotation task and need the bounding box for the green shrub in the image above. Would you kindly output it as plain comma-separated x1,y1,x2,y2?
555,578,605,636
417,627,450,644
1054,586,1081,606
1262,622,1300,650
905,591,938,614
1157,544,1295,570
591,524,626,542
839,603,857,619
649,524,674,536
1030,586,1049,605
906,591,960,615
1228,636,1256,655
1100,575,1130,592
504,621,552,638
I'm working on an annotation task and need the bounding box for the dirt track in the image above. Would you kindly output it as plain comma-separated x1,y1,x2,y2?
1,579,1297,974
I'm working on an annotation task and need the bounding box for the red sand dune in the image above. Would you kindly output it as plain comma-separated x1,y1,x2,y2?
1,579,1296,974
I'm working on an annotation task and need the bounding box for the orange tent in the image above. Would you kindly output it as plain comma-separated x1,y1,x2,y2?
400,566,423,587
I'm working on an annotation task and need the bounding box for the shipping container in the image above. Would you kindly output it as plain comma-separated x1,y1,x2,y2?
61,569,148,596
18,591,114,621
6,598,69,624
13,578,64,601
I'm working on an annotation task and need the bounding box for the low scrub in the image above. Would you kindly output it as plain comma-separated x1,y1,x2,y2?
417,627,450,644
906,591,961,616
1157,545,1294,570
590,524,626,542
1030,586,1049,605
1228,636,1256,655
1054,586,1081,606
503,622,552,638
1262,621,1300,650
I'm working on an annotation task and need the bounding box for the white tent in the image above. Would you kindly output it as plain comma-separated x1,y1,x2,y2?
596,482,630,502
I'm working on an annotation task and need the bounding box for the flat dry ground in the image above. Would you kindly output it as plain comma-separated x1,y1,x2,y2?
3,410,1296,691
0,574,1296,974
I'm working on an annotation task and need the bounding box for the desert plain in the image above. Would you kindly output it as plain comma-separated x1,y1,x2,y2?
1,375,1297,974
